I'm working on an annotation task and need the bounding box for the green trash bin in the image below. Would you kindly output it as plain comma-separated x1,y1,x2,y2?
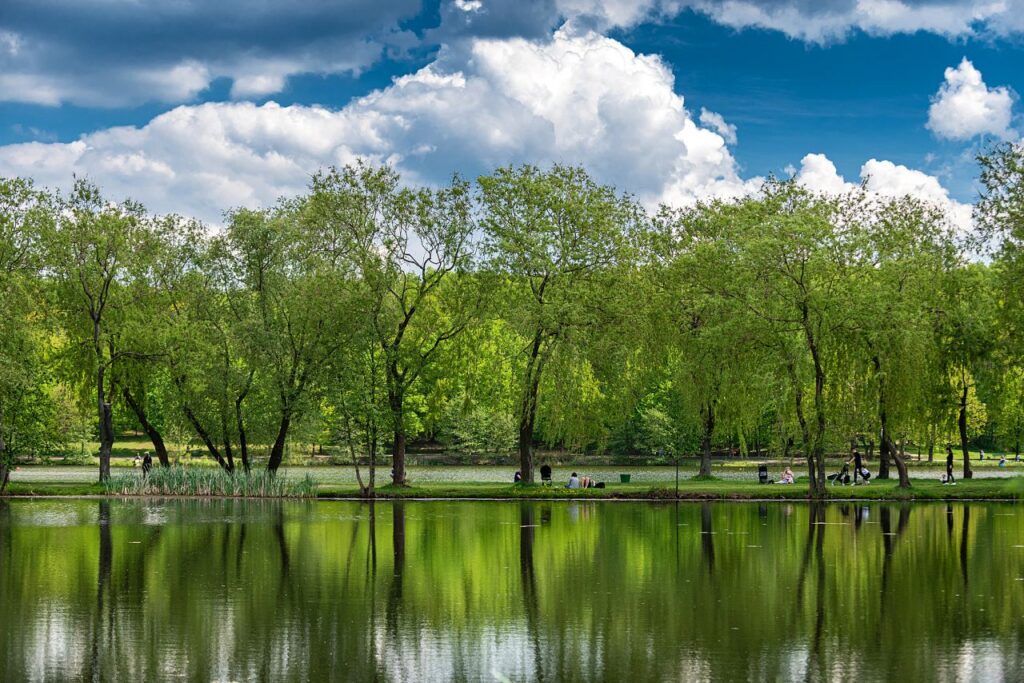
620,474,631,483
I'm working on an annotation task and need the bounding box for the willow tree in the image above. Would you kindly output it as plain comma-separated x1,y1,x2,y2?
308,163,476,487
692,182,857,497
653,204,773,477
479,164,640,483
45,180,151,482
844,195,958,488
223,202,355,474
931,263,996,480
0,178,50,491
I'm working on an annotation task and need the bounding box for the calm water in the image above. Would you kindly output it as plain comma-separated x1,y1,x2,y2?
1,499,1023,682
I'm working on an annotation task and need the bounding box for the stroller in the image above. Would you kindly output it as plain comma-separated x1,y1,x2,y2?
827,463,851,486
758,464,773,485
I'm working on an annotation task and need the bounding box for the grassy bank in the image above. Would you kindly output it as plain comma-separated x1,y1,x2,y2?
7,478,1017,500
312,477,1024,501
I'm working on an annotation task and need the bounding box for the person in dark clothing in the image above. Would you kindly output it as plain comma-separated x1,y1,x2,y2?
846,449,864,485
945,445,956,485
514,470,522,483
142,452,153,476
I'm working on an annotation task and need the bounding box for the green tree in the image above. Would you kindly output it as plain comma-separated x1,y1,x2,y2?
308,163,477,486
478,165,640,482
0,178,51,490
45,180,152,482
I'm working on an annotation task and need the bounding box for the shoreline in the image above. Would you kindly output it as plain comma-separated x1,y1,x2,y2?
3,478,1021,503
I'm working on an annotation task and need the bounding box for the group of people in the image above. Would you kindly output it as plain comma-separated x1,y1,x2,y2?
566,472,602,489
513,468,603,488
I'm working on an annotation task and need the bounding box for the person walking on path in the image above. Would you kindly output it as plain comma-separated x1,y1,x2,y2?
945,445,956,485
846,449,865,485
142,451,153,476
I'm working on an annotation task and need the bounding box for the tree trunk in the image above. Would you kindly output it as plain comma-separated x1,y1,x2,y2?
807,341,827,498
871,354,909,488
699,401,715,478
96,366,114,484
235,402,250,474
181,402,232,472
786,357,814,496
234,369,255,474
0,400,8,493
389,388,406,486
122,387,169,467
878,437,891,479
959,383,973,479
517,330,546,484
266,413,291,474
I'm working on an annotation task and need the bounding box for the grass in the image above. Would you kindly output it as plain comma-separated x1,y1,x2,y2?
102,466,316,498
313,476,1024,501
4,463,1022,501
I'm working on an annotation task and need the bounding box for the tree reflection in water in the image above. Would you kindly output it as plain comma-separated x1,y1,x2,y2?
0,499,1021,681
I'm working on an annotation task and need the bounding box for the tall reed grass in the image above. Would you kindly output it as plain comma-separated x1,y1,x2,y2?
103,466,316,498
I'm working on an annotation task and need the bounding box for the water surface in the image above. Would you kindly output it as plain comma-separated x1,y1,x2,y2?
1,499,1022,681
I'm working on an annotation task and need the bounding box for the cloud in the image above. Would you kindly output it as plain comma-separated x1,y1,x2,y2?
698,109,737,145
795,153,972,230
0,0,418,106
926,58,1016,141
496,0,1024,42
0,29,751,222
795,153,854,195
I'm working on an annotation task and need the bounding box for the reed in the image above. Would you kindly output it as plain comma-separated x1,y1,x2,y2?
103,466,316,498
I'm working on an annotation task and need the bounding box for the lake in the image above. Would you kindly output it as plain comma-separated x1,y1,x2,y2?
1,499,1022,681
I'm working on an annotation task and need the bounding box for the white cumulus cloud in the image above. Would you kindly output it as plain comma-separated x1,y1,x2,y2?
795,153,972,231
557,0,1024,42
926,58,1016,141
0,29,751,221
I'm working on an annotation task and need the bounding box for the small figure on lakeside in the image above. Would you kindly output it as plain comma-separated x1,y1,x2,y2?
514,470,522,483
567,472,580,489
780,467,795,484
133,454,142,467
828,463,851,486
142,452,152,476
999,456,1007,467
846,449,865,485
980,449,985,460
945,445,956,485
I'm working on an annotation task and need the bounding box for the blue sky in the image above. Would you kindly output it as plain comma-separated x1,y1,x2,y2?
1,1,1021,223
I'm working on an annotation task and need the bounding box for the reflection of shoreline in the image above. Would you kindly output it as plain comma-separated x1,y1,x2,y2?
0,499,1010,682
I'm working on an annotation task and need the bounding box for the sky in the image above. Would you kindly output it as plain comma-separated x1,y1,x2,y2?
1,0,1022,225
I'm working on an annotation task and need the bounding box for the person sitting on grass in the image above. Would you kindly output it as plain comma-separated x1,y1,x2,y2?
567,472,580,489
514,470,522,483
780,467,795,484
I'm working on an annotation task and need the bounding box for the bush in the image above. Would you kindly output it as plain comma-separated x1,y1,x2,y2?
103,465,316,498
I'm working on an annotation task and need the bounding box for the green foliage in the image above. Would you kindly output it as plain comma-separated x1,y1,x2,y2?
4,150,1024,497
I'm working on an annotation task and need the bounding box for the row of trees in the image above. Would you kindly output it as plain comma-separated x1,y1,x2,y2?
2,146,1023,496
